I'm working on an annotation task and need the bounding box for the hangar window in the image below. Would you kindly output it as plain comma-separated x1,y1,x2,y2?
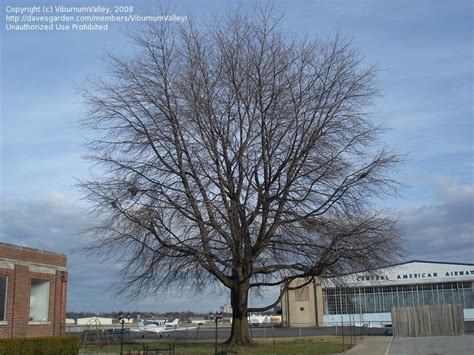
0,276,6,321
29,280,50,322
323,281,474,315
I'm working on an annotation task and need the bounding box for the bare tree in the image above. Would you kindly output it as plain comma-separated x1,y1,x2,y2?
80,8,401,346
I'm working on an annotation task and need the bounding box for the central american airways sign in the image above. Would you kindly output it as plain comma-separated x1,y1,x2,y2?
355,269,474,282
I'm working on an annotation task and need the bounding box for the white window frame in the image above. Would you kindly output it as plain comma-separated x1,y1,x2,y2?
29,279,50,324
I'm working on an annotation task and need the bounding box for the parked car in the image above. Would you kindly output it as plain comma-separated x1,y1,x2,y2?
384,324,393,335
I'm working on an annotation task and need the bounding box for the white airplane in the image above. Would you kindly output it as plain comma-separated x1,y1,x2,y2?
248,314,282,326
144,318,179,327
139,319,167,326
131,316,197,334
248,314,270,325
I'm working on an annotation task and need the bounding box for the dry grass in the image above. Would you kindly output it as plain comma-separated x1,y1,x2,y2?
80,335,359,354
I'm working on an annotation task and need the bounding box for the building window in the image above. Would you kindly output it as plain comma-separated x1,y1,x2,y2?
29,280,50,322
323,281,474,315
0,276,6,321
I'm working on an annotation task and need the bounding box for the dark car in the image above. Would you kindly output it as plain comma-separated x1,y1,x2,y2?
384,324,393,335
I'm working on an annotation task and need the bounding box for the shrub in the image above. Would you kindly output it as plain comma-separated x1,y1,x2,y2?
0,336,80,355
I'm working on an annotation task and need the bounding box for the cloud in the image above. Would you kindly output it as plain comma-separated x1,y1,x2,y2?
2,176,472,313
0,191,85,250
0,191,115,311
399,177,474,262
0,192,235,312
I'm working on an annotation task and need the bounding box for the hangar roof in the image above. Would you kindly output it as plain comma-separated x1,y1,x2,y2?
328,260,474,277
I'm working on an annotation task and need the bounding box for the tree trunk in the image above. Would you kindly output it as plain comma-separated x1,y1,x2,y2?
225,284,255,346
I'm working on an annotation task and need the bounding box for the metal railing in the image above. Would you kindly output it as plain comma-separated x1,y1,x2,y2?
73,318,474,354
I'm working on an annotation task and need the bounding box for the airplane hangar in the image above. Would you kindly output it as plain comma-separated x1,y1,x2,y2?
281,260,474,327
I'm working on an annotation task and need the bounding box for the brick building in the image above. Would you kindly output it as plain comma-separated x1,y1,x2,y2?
0,242,67,337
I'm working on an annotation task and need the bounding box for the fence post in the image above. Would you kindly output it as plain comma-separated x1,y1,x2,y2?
271,322,276,355
349,314,352,346
341,320,345,352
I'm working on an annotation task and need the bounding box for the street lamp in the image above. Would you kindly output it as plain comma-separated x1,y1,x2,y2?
209,311,223,355
118,311,131,355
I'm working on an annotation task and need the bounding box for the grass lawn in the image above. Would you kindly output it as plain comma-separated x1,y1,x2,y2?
80,336,356,354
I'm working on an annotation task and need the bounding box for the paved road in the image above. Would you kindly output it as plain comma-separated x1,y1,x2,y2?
388,335,474,355
346,336,393,355
69,321,474,343
123,325,384,340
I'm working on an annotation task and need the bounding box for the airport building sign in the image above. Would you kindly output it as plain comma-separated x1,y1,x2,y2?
327,261,474,287
356,268,474,282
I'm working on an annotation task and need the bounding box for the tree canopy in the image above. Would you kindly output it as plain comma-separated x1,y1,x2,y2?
80,8,401,345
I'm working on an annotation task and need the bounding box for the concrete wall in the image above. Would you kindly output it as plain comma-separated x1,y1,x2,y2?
324,309,474,325
281,278,324,327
